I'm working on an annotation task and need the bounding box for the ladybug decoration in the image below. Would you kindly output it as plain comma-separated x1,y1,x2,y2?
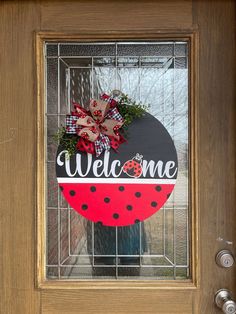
93,109,102,117
122,153,143,178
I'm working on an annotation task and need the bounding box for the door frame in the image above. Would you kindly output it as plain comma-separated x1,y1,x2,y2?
36,30,199,290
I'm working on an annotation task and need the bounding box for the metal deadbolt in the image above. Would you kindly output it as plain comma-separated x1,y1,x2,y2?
216,250,235,268
215,289,236,314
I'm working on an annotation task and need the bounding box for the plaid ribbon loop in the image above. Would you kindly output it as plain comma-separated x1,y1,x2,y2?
66,94,124,157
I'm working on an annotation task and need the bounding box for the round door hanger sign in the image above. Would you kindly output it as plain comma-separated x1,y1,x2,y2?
56,112,178,227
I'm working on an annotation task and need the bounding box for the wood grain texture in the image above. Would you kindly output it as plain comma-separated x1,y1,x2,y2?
40,0,192,31
193,0,236,313
0,0,236,313
42,290,193,314
0,1,41,313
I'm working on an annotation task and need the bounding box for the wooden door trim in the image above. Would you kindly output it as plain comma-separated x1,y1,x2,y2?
36,30,199,290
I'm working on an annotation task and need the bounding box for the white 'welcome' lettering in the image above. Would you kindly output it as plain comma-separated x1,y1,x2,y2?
57,150,177,179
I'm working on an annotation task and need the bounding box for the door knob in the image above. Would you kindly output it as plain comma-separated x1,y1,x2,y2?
216,250,235,268
215,289,236,314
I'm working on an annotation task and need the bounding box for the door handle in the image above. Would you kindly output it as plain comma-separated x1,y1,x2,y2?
215,289,236,314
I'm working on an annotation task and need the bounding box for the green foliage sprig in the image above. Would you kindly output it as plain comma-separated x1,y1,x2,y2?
117,93,149,129
53,127,78,157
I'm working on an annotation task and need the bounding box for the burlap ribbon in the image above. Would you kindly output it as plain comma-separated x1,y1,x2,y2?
66,95,124,156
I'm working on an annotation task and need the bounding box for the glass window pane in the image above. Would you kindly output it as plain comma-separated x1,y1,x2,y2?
45,41,189,280
59,44,116,56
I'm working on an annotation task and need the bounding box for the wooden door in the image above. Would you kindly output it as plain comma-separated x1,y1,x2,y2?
0,1,235,313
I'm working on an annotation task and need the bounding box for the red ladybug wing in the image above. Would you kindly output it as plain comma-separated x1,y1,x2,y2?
123,160,132,169
123,161,129,171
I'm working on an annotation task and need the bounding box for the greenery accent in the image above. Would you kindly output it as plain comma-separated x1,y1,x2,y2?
53,127,78,157
53,93,149,157
117,93,149,129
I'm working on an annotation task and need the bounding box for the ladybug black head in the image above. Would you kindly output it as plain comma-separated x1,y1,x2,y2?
133,153,143,163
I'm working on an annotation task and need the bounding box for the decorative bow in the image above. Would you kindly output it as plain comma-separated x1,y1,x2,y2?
66,94,125,157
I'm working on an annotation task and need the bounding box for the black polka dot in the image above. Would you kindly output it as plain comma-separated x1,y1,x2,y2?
119,186,125,191
82,204,88,210
135,192,141,198
69,190,76,196
126,205,133,211
113,213,119,219
135,219,140,224
96,221,103,226
60,186,64,191
104,197,110,203
167,193,171,199
90,186,96,192
151,201,157,207
155,185,162,192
